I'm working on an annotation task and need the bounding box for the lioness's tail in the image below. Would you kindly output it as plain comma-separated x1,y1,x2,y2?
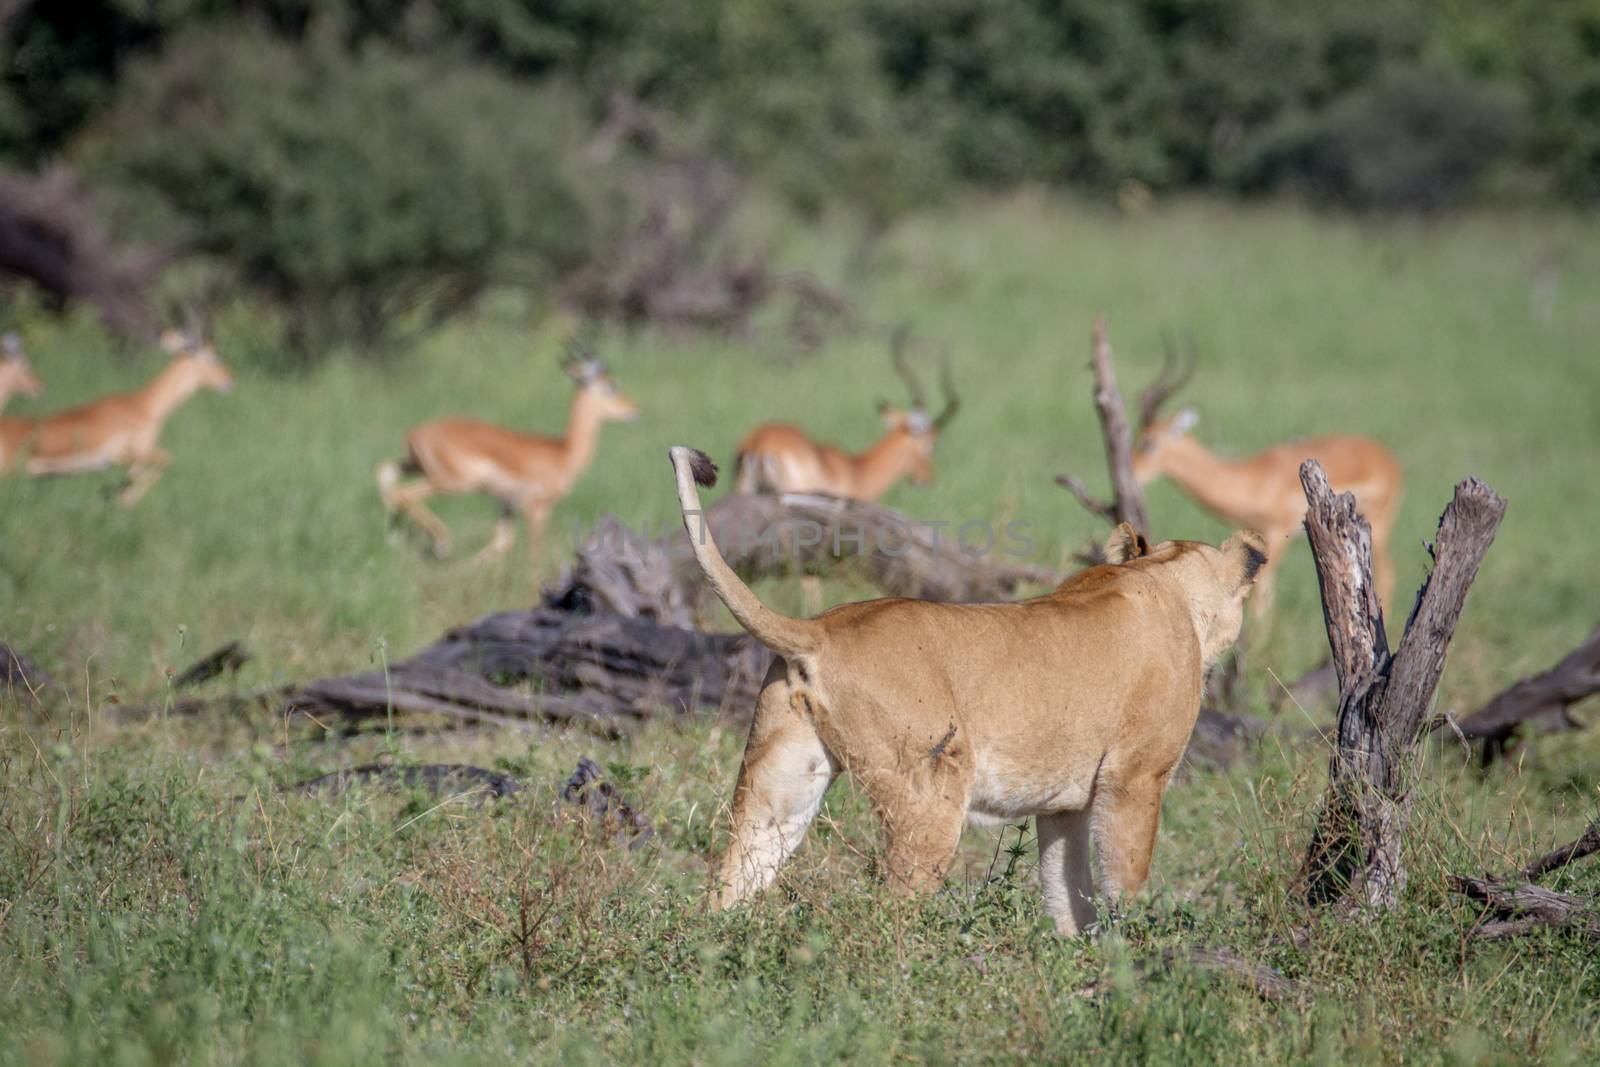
669,445,819,659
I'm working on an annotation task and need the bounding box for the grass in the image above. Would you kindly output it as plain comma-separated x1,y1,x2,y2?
2,194,1599,1064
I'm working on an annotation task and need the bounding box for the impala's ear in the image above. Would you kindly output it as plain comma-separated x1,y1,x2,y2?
1222,529,1268,587
1172,406,1200,434
1105,522,1150,564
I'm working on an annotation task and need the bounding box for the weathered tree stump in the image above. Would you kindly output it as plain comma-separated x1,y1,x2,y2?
1300,461,1505,908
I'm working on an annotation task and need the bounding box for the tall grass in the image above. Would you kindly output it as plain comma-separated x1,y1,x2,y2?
2,196,1598,1064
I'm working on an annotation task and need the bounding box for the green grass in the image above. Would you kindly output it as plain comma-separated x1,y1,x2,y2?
3,195,1600,1064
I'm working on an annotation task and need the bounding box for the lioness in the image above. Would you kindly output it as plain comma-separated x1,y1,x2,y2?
668,446,1264,934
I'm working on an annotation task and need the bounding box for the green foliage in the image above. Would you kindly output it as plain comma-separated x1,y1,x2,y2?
77,21,597,354
1231,66,1524,210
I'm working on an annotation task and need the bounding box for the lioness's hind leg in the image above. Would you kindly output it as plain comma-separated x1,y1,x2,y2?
1090,775,1168,916
866,751,974,896
715,679,837,910
1038,810,1098,936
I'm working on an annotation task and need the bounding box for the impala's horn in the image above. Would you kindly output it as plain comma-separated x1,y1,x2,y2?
888,323,928,414
932,348,960,432
1137,332,1197,430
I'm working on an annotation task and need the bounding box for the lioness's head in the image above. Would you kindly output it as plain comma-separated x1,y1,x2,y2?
1106,523,1266,664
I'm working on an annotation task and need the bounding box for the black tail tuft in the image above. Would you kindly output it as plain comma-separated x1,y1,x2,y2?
685,448,719,488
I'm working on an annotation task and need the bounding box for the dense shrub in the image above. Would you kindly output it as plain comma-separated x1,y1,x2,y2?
1230,67,1525,210
4,1,1600,355
79,22,600,354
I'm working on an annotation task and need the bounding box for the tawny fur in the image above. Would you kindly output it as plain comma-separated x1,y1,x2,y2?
376,372,639,565
734,414,938,502
1134,416,1401,616
0,351,44,415
1,339,232,506
668,445,1263,935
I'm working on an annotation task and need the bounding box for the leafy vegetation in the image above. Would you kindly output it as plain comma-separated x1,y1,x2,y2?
2,198,1598,1063
5,1,1600,352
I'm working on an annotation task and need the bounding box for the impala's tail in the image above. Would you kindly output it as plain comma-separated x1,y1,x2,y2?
669,446,820,659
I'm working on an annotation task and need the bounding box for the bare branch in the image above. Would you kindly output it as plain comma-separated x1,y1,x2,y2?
1053,474,1116,522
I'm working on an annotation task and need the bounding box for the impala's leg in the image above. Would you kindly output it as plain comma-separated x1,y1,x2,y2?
117,448,171,508
1037,810,1098,936
1089,769,1171,923
468,500,518,566
715,671,838,909
522,499,553,570
383,476,454,557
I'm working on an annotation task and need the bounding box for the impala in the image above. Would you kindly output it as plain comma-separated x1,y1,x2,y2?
377,341,640,565
1131,341,1404,616
734,328,959,501
0,327,233,506
0,333,44,413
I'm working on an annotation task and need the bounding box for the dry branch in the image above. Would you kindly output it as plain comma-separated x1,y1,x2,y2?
1056,316,1150,538
1522,818,1600,881
1301,461,1505,909
1458,622,1599,764
684,492,1059,604
172,639,251,689
1448,815,1600,940
1449,878,1600,941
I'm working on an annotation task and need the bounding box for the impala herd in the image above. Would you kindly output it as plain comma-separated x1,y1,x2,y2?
0,322,1404,618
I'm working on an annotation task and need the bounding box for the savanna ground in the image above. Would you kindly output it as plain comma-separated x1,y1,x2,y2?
2,196,1599,1064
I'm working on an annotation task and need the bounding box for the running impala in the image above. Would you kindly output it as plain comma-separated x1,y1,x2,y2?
376,340,640,565
0,327,233,506
0,333,44,413
734,328,959,501
1131,340,1404,617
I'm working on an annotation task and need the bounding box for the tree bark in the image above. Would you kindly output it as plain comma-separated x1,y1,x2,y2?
1056,315,1150,539
1301,461,1505,908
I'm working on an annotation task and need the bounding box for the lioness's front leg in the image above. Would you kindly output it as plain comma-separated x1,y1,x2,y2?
714,672,837,910
1037,810,1098,936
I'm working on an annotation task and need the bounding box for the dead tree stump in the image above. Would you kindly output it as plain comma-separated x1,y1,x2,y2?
1300,460,1506,908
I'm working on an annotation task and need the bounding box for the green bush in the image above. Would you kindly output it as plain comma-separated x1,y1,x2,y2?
1230,66,1525,210
77,21,601,355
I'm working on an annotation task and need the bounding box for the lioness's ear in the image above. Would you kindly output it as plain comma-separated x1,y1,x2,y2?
1222,529,1269,587
1105,522,1150,564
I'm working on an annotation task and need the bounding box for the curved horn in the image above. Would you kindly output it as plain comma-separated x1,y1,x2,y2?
1137,332,1197,429
932,350,960,431
888,323,927,411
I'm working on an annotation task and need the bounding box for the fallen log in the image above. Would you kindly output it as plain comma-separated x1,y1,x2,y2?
295,762,525,800
1457,622,1599,765
286,606,770,734
1300,462,1505,909
1449,816,1600,940
172,639,251,689
290,465,1061,734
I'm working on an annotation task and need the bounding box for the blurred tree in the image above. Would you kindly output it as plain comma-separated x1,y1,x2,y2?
78,21,598,355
